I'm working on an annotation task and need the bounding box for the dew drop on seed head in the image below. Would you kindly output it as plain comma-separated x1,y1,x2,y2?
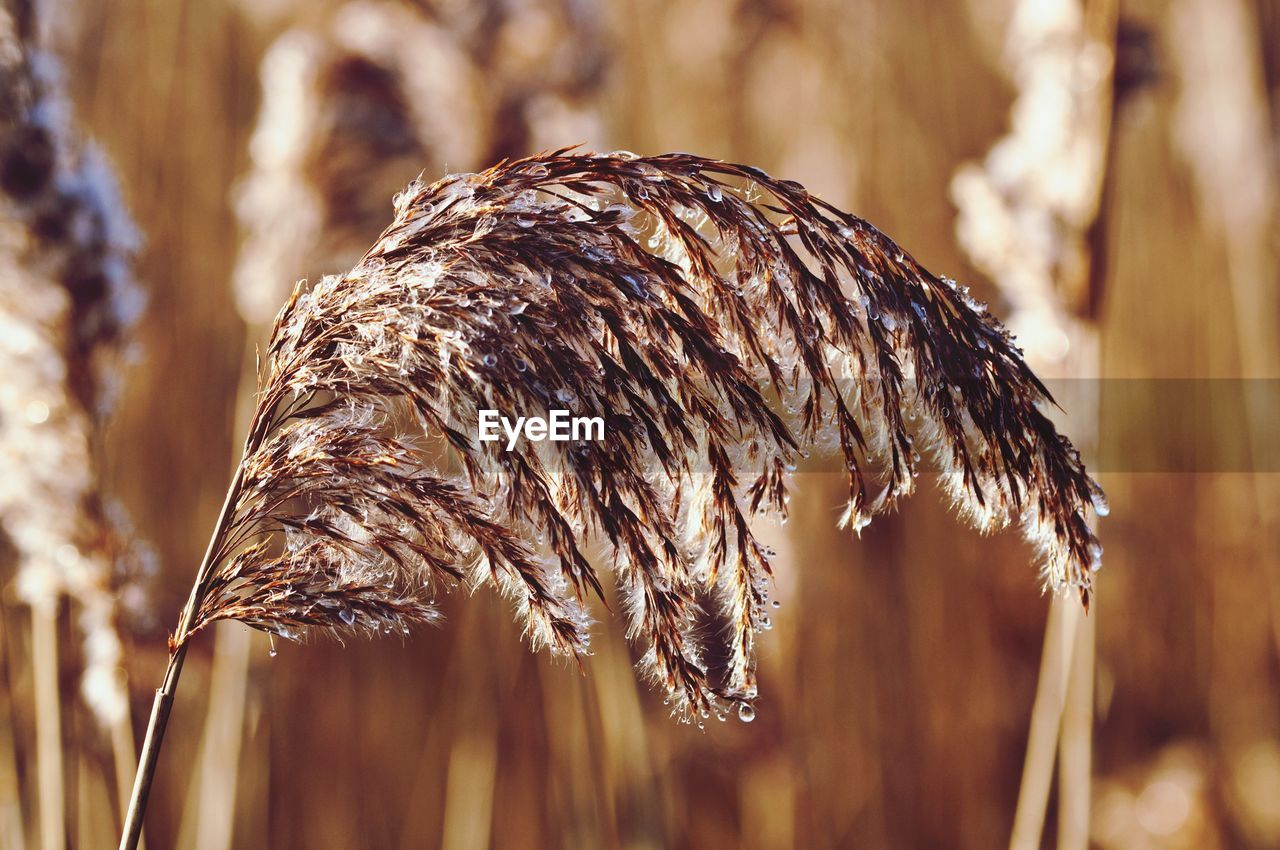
706,184,723,202
514,358,528,372
772,600,781,608
339,607,356,626
1091,492,1110,517
1088,541,1104,569
482,354,498,368
738,704,756,723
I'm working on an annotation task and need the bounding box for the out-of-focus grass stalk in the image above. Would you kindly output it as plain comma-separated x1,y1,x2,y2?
1058,597,1096,848
952,0,1115,843
110,712,142,849
0,596,25,850
1009,596,1078,850
441,727,499,850
32,605,64,850
185,625,251,850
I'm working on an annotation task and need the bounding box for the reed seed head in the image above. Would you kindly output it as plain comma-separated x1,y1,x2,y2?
189,150,1105,721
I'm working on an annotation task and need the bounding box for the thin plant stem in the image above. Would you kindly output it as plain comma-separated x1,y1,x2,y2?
119,465,248,850
33,605,64,850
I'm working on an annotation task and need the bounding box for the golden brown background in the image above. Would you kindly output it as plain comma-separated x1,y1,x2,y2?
4,0,1280,847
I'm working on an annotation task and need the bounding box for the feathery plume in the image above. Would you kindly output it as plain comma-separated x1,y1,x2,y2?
205,148,1109,707
121,149,1105,847
0,0,146,727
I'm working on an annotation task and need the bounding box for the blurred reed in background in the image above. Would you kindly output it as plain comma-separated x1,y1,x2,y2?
0,0,1277,847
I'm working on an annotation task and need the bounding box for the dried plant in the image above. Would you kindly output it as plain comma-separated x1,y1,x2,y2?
0,0,145,725
1,0,147,845
121,149,1105,848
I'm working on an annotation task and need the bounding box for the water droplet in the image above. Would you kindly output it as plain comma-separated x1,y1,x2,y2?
738,704,756,723
514,358,528,372
706,184,723,203
268,634,278,658
880,313,898,332
508,301,528,316
1088,541,1104,569
771,600,781,608
339,607,357,626
554,388,577,404
25,400,49,424
621,273,648,299
1091,492,1110,517
482,354,498,368
516,215,536,228
838,226,855,239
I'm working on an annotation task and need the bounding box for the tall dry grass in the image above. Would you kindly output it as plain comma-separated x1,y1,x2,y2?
0,0,147,846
